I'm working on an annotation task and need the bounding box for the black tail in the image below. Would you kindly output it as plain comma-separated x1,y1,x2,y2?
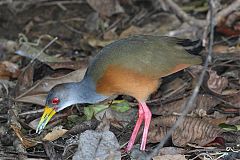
177,39,203,55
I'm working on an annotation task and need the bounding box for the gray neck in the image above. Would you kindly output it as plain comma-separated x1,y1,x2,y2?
74,77,109,104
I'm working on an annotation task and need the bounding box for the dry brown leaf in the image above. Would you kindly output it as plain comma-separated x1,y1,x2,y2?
120,13,181,38
103,29,118,40
206,70,228,95
213,44,229,54
221,89,240,96
147,125,168,144
46,60,89,70
212,44,240,54
208,117,228,126
15,68,87,106
150,94,220,116
0,39,18,54
0,61,20,79
14,64,34,97
153,154,187,160
187,65,203,77
16,44,68,64
119,24,160,39
95,107,137,128
119,26,142,39
216,11,240,37
11,124,39,148
24,21,34,34
17,44,86,70
223,92,240,107
87,0,124,17
87,36,114,48
160,78,190,100
43,127,68,141
147,116,223,147
189,66,238,96
157,147,186,156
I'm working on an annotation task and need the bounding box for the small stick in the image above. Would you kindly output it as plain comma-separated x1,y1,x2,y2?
162,0,206,27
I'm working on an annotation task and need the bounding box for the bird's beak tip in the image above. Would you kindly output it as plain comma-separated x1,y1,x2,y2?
36,106,56,134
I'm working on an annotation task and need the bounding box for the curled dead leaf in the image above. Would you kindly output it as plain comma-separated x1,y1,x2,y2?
206,70,228,95
0,61,20,79
11,124,39,148
147,116,223,147
43,127,68,142
15,68,86,106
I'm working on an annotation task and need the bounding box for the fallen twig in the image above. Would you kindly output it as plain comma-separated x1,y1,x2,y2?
162,0,206,27
215,0,240,25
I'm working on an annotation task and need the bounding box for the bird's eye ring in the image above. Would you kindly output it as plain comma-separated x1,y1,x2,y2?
52,97,60,105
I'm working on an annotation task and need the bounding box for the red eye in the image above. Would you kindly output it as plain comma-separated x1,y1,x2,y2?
52,97,60,105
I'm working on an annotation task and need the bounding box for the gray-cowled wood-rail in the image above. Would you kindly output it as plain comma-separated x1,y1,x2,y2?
36,35,202,151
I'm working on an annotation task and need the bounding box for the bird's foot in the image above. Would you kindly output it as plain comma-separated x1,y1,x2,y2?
126,101,152,151
126,103,144,152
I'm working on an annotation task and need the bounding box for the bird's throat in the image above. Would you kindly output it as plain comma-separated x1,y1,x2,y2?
75,78,109,104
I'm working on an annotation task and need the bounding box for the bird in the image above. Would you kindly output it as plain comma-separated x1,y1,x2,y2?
36,35,202,151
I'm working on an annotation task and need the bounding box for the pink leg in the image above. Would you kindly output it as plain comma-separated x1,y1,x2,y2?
126,103,144,152
139,101,152,150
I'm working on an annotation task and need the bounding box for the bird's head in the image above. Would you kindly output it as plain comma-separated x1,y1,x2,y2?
36,83,79,134
36,80,109,134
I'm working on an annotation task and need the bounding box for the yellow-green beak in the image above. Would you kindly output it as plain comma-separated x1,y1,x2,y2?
36,106,56,134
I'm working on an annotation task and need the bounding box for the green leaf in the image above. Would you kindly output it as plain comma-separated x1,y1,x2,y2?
84,104,109,120
234,125,240,131
83,107,94,120
219,123,238,131
110,100,130,112
83,100,130,120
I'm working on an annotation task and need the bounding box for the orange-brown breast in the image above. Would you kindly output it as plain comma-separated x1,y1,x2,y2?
95,63,194,101
96,65,160,101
